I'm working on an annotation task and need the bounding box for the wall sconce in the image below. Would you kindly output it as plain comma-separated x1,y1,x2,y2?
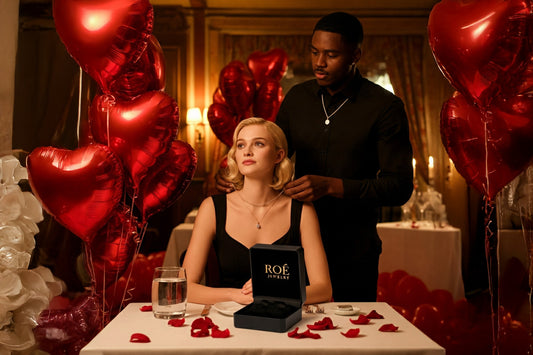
186,107,204,146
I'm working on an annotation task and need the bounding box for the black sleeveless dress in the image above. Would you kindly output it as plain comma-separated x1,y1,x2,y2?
211,194,303,288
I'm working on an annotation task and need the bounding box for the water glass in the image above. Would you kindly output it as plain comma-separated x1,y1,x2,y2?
151,266,187,319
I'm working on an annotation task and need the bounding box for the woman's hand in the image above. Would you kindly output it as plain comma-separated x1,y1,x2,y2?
230,279,253,304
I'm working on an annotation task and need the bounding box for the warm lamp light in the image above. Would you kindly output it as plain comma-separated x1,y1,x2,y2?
186,107,202,125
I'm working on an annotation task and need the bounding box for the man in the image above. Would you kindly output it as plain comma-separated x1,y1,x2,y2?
218,12,413,302
276,12,413,302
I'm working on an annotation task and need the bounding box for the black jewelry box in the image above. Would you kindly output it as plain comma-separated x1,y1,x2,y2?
234,243,306,332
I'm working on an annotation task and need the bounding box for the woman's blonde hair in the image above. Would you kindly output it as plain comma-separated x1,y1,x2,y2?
224,117,293,191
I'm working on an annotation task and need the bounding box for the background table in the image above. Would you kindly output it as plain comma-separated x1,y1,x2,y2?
81,302,444,355
163,223,194,267
377,222,465,300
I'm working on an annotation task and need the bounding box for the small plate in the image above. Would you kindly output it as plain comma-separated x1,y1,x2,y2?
333,304,360,316
213,301,244,316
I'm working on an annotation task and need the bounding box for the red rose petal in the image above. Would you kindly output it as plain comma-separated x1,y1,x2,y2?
205,316,215,328
379,323,399,332
139,305,152,312
191,328,210,337
168,318,185,327
288,327,300,337
350,315,370,325
367,310,384,319
130,333,151,343
341,328,361,338
211,326,231,338
307,316,336,330
191,317,214,330
302,329,321,339
288,327,321,339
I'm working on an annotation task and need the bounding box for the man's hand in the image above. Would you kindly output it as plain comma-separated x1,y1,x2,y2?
284,175,343,201
215,170,234,193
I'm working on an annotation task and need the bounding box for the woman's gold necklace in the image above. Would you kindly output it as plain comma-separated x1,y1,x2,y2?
238,191,283,229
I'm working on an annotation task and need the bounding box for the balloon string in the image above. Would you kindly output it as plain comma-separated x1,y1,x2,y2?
84,244,109,328
484,119,490,197
77,67,82,144
106,106,111,148
483,197,500,355
519,165,533,354
119,217,148,313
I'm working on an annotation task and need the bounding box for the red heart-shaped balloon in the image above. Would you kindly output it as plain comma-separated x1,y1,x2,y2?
35,294,102,354
247,48,288,86
441,92,533,199
213,87,226,105
27,144,124,242
89,91,179,189
109,35,166,100
428,0,530,107
89,205,139,290
253,78,283,122
53,0,153,93
207,102,238,147
136,140,197,221
219,61,255,119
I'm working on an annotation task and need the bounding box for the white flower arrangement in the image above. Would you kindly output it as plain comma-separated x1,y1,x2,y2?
0,155,65,353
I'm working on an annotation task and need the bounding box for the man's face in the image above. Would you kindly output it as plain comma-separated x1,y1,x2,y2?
310,30,360,94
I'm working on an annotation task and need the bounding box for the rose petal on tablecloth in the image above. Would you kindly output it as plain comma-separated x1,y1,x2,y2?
288,327,321,339
350,315,370,325
211,325,231,338
341,328,361,338
367,310,384,319
379,323,399,332
130,333,151,343
307,316,336,330
191,317,215,330
168,318,185,327
139,305,152,312
191,328,210,337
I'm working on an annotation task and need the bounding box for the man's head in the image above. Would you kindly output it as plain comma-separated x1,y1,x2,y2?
313,12,363,50
311,12,363,94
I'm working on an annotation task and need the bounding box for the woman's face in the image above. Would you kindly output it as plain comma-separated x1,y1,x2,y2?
235,124,283,178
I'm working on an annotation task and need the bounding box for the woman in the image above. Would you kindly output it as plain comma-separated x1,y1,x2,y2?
182,117,332,305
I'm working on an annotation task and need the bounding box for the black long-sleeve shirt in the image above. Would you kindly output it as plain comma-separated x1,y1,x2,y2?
276,71,413,299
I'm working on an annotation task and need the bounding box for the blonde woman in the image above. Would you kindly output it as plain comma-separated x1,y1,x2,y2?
182,117,332,305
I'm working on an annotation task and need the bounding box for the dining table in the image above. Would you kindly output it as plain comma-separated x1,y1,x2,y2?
377,221,465,300
80,302,444,355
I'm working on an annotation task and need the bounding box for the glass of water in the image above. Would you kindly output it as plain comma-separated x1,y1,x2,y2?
151,266,187,319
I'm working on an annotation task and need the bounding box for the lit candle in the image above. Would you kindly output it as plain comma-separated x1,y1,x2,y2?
412,158,416,179
428,156,435,181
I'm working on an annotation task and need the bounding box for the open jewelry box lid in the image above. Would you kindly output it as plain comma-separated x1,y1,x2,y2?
249,243,306,305
234,243,307,332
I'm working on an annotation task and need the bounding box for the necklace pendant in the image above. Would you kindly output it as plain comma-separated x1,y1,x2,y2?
256,223,261,229
325,119,330,125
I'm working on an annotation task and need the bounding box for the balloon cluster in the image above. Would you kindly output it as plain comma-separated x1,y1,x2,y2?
428,0,533,200
378,270,529,354
0,155,65,353
207,49,288,146
24,0,197,326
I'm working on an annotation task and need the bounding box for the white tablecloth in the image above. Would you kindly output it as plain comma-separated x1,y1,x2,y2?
80,302,444,355
377,222,465,300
